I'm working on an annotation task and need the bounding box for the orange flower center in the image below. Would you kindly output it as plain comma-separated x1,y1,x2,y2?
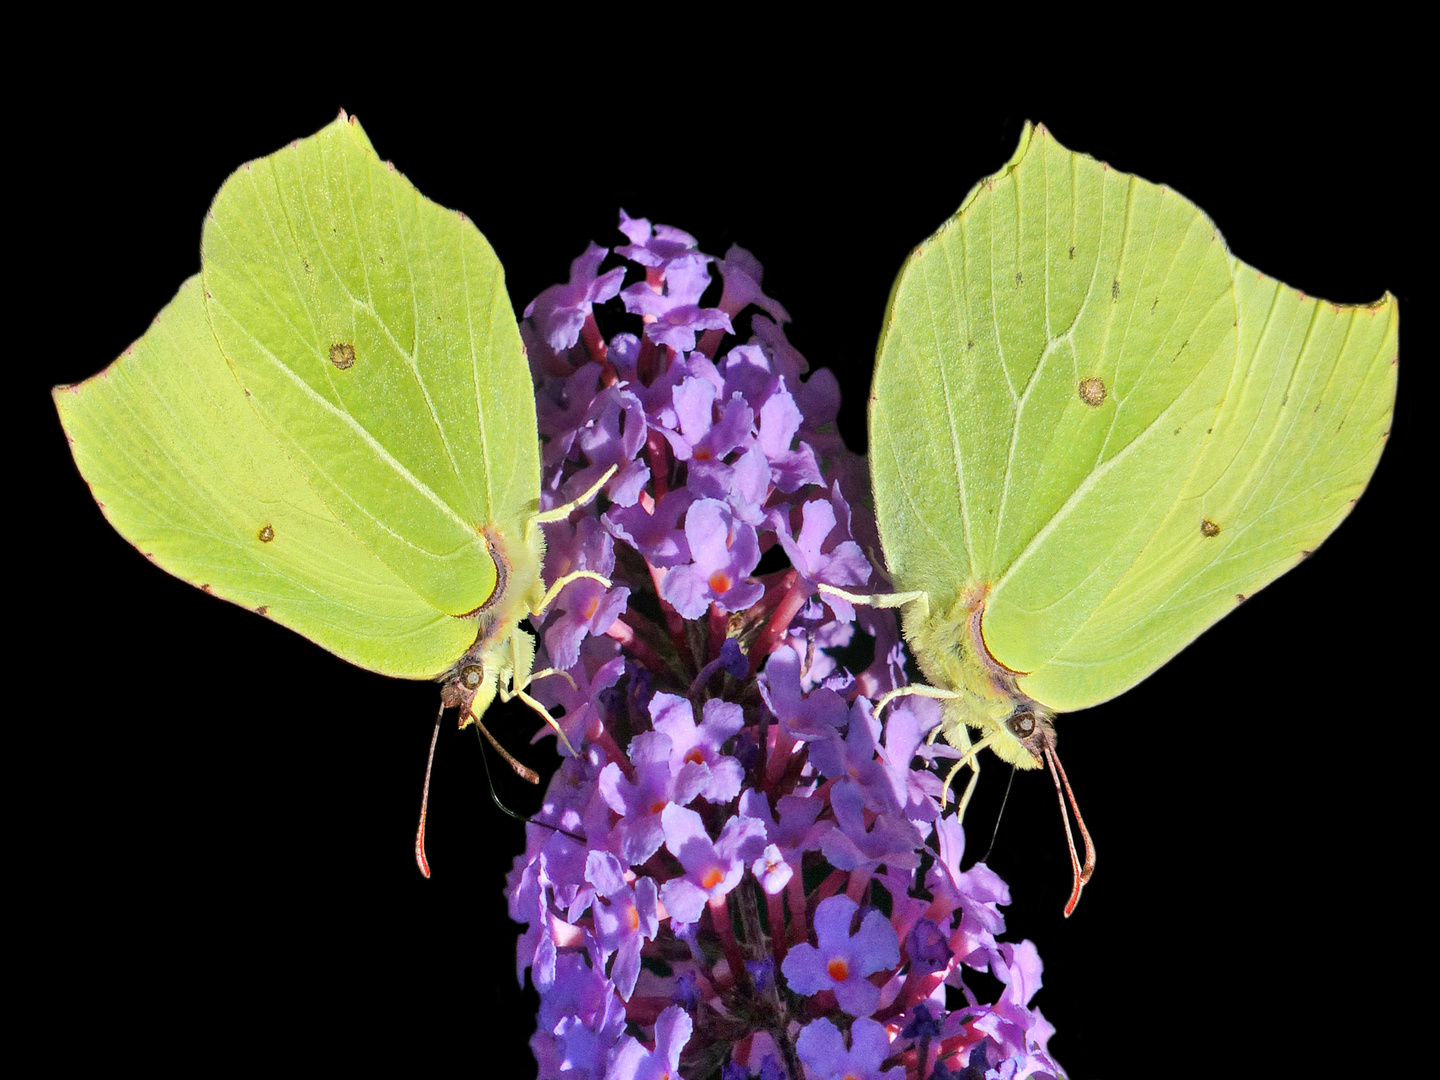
702,868,724,889
627,906,640,931
827,958,850,982
583,596,600,620
708,571,733,594
684,748,706,765
693,447,712,461
649,801,668,815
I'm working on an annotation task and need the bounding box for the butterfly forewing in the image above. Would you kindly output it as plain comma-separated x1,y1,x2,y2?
872,125,1238,682
200,116,538,621
54,277,476,678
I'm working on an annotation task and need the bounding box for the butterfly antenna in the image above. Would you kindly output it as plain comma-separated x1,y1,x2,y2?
415,701,445,879
1043,746,1095,917
981,765,1018,864
472,723,587,844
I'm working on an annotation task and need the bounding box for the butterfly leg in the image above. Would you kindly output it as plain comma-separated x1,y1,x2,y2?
531,464,620,525
526,666,579,691
497,674,579,755
874,682,960,718
818,584,928,612
531,570,613,620
942,729,998,821
491,628,579,755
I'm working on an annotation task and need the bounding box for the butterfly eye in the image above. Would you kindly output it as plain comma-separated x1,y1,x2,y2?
1008,710,1036,739
461,665,485,690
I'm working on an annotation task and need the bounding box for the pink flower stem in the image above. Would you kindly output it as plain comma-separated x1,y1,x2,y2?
645,429,670,501
763,727,797,790
814,868,847,905
767,889,789,963
588,727,628,774
785,872,809,947
581,313,608,364
708,894,745,988
695,326,725,358
748,574,809,676
636,333,657,384
707,604,727,665
845,871,869,901
606,615,666,675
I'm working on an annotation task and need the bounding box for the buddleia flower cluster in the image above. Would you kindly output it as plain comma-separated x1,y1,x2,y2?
505,214,1065,1080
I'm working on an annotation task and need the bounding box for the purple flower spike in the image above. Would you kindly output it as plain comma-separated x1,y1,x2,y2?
794,1018,905,1080
650,694,746,804
537,362,603,468
508,214,1069,1080
876,700,944,824
780,894,899,1018
658,804,766,923
608,1004,693,1080
562,386,650,509
970,942,1062,1079
928,814,1010,970
738,788,826,890
715,244,791,324
524,242,626,352
530,642,624,755
688,447,772,527
659,499,765,619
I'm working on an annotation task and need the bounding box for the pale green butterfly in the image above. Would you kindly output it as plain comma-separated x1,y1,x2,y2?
824,123,1398,913
52,114,610,873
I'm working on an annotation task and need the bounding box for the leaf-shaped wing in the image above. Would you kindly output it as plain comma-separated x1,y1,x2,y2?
872,124,1237,678
54,278,476,678
201,115,537,619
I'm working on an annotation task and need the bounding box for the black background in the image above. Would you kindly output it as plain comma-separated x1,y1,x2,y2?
24,70,1423,1078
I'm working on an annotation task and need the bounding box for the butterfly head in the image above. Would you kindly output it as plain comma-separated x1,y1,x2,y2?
994,702,1057,769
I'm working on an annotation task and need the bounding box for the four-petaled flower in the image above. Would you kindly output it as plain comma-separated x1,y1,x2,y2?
781,894,900,1017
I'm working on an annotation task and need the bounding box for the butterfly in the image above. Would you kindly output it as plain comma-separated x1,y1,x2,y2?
826,123,1398,913
53,114,610,874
